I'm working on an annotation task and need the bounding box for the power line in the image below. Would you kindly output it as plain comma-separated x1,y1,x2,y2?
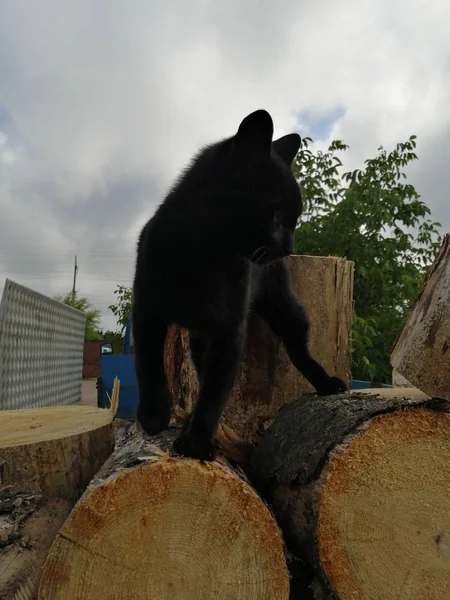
0,253,135,256
0,269,133,275
1,274,132,282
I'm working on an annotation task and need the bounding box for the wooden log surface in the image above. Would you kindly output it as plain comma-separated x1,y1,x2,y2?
38,423,290,600
392,368,415,388
250,392,450,600
391,233,450,399
351,386,430,400
165,254,354,442
0,405,114,600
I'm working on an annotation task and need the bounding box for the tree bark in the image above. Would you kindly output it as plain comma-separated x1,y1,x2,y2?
38,424,290,600
250,391,450,600
165,255,354,441
0,405,114,600
391,233,450,399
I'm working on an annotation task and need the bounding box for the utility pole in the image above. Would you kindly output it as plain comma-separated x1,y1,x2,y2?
72,255,78,302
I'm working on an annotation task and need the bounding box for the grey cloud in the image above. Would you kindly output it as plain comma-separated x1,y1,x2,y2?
408,128,450,231
0,0,449,331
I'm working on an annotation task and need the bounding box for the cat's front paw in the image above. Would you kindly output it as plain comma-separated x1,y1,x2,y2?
316,376,347,396
173,431,217,462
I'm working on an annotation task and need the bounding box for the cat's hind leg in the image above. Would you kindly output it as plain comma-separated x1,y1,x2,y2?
132,310,172,435
174,324,246,461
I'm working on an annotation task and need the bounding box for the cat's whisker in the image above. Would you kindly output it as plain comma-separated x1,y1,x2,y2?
255,249,269,264
249,246,268,262
248,246,264,260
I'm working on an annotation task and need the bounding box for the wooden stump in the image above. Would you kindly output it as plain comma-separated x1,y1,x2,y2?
391,233,450,399
38,425,290,600
165,255,354,441
0,406,114,600
164,324,198,415
250,392,450,600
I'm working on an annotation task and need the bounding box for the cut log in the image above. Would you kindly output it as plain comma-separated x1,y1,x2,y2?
164,255,354,441
352,386,430,400
391,368,415,388
38,425,290,600
391,233,450,399
0,405,114,600
250,392,450,600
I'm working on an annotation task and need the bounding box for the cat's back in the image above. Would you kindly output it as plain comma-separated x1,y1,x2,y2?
156,138,231,213
138,138,235,259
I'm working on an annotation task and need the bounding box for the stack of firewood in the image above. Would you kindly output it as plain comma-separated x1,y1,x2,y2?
1,245,449,600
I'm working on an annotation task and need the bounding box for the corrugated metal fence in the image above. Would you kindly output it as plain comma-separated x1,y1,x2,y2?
0,279,86,410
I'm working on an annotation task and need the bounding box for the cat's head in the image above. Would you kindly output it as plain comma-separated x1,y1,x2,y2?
229,109,302,264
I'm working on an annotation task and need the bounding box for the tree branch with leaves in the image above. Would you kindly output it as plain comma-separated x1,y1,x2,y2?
293,134,441,382
55,291,103,340
108,285,132,333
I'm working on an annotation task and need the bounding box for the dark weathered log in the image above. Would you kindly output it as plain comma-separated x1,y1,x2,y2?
165,255,354,442
39,423,289,600
0,405,114,600
250,391,450,600
391,233,450,399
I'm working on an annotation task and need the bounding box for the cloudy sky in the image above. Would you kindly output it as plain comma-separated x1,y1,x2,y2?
0,0,448,331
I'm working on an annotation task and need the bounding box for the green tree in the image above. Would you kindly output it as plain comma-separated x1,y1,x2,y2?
109,285,132,333
56,291,103,340
293,135,441,382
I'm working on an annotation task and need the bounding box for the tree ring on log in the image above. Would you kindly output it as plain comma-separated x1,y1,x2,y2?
0,405,112,449
318,408,450,599
39,454,289,599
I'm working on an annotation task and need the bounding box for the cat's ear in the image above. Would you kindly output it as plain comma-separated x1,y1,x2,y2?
272,133,301,166
233,109,273,159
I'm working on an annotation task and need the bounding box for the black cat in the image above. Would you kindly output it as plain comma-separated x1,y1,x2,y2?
132,109,346,461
